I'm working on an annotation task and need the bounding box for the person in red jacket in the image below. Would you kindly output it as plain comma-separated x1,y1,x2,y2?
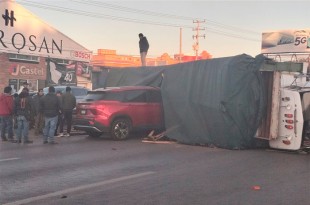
0,86,17,142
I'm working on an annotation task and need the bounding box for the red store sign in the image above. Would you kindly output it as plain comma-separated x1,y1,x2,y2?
9,64,44,76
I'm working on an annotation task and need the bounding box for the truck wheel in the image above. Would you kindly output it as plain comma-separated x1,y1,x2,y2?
111,118,131,140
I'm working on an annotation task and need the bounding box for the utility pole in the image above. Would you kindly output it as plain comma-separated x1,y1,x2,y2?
192,20,206,60
179,28,182,63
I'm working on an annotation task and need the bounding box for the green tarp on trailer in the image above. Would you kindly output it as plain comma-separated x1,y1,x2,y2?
95,54,267,149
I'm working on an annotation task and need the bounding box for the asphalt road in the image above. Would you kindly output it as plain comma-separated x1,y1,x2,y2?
0,133,309,205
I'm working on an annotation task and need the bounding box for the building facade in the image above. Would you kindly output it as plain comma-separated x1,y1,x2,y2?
0,53,46,93
0,0,92,92
91,49,212,68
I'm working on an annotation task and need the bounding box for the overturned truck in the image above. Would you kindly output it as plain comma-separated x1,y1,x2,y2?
92,54,310,151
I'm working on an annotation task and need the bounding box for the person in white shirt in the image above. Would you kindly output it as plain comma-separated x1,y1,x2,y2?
17,82,29,94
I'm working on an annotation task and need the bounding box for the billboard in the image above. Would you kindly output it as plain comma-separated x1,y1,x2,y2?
0,1,92,62
46,60,77,86
261,29,310,54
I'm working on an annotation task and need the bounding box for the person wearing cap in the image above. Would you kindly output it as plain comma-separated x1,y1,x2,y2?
138,33,149,66
17,82,29,94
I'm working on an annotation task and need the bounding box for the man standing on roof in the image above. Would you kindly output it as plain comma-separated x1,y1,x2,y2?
138,33,149,66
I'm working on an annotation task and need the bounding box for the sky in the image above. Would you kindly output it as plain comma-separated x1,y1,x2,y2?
14,0,310,59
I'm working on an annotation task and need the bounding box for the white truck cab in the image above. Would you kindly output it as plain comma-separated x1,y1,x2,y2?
269,88,304,150
257,61,310,152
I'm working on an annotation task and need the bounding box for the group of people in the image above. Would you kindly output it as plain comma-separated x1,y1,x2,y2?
0,33,148,142
0,84,76,144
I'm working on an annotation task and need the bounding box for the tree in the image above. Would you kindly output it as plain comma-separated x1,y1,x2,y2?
200,50,212,59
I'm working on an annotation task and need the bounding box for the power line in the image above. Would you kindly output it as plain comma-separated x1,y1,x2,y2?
70,0,194,21
206,28,260,42
17,1,193,28
16,0,260,42
70,0,260,35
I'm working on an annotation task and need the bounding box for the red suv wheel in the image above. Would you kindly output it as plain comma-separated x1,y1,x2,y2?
111,118,132,140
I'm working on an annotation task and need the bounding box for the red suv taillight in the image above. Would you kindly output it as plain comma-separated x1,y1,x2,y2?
88,103,106,116
89,108,97,115
77,103,94,116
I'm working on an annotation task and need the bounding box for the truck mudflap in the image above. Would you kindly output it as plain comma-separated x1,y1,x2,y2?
269,89,303,150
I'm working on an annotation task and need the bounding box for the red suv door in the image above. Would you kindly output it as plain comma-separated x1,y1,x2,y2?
145,89,164,126
123,90,150,127
122,89,163,128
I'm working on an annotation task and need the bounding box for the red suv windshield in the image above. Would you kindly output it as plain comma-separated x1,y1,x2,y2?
84,89,162,103
84,91,124,102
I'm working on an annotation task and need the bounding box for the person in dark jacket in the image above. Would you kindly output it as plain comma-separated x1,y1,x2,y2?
55,90,64,137
138,33,149,66
40,86,61,144
0,86,17,142
61,86,76,137
17,81,29,94
33,89,44,135
15,88,34,144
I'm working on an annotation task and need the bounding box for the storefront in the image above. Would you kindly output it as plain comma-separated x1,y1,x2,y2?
0,52,46,93
0,0,92,92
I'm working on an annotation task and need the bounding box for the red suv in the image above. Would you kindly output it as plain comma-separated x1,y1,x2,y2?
74,86,164,140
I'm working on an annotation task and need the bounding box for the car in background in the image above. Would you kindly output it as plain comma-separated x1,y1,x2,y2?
43,85,90,120
73,86,164,140
43,85,89,103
